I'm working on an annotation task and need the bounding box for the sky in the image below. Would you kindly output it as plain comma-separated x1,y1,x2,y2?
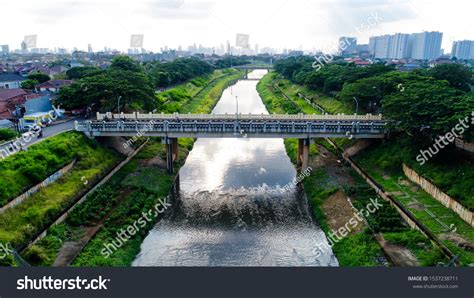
0,0,473,53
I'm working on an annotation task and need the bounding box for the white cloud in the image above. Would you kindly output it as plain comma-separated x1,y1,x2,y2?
0,0,472,52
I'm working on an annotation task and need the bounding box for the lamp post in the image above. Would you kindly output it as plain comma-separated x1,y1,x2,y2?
235,96,239,117
117,96,122,114
352,97,359,115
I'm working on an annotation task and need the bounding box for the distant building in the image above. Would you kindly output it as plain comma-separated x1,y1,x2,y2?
0,73,26,89
288,50,304,57
428,57,454,68
338,37,357,56
388,33,410,59
451,40,474,60
373,35,391,58
368,31,442,60
411,31,443,60
0,88,28,119
35,80,73,93
356,44,369,58
1,45,9,54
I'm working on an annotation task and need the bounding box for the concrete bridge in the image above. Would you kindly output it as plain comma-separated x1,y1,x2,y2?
76,112,388,172
233,64,273,79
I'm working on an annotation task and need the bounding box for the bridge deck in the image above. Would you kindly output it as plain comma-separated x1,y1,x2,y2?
76,113,388,139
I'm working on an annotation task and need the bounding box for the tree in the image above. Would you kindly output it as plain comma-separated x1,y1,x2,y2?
28,72,50,83
20,79,39,90
382,78,467,141
428,63,473,92
110,55,143,73
57,62,155,112
66,66,102,79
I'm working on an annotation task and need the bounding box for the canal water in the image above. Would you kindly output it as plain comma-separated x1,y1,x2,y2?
133,70,338,266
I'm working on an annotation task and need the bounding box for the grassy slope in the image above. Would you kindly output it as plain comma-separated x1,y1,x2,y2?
0,132,119,249
0,132,104,206
265,72,472,266
257,72,446,266
33,69,244,266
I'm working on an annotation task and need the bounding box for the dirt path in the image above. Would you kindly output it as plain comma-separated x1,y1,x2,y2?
374,234,420,266
316,140,424,266
322,190,364,235
311,144,363,234
53,189,131,267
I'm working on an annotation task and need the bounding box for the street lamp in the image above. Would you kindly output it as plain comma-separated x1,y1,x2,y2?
235,96,239,117
352,97,359,115
117,96,122,114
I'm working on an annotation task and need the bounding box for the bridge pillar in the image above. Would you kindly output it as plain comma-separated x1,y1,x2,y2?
297,138,310,171
164,137,179,174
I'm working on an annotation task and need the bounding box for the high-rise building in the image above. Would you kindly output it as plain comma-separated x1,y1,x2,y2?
368,31,442,60
21,41,27,54
1,45,9,53
388,33,409,59
338,37,357,55
88,44,93,53
410,31,442,60
451,40,474,59
373,35,391,58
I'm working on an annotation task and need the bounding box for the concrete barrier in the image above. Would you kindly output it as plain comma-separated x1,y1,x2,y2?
23,140,149,249
0,160,76,213
403,164,473,227
455,138,474,153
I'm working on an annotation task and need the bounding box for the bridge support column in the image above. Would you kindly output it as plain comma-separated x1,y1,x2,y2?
164,137,179,174
297,138,310,171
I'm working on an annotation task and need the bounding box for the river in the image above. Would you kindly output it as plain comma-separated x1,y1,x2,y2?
132,70,338,266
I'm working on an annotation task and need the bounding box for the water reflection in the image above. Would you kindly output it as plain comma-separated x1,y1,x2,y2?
133,70,338,266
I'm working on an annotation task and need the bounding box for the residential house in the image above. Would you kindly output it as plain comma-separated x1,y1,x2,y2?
0,73,26,89
0,88,28,119
35,80,73,93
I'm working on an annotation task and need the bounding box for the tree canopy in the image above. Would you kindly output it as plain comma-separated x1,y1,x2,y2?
28,72,50,83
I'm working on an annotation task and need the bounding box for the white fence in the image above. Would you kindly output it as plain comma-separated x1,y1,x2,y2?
96,112,384,122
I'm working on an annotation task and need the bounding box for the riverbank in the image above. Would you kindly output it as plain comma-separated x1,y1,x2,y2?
257,72,447,266
22,69,245,266
0,132,121,266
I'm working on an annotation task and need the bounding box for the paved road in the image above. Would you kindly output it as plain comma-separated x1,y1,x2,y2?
0,118,78,157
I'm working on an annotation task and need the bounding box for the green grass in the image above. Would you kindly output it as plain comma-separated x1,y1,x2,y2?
257,72,448,267
180,69,244,113
0,133,119,249
0,132,105,206
0,128,18,142
67,69,243,266
355,145,474,266
383,230,447,266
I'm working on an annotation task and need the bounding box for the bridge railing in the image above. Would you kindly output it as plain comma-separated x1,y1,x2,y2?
96,112,384,122
76,118,388,136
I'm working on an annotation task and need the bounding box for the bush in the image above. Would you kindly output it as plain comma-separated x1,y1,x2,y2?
0,128,17,141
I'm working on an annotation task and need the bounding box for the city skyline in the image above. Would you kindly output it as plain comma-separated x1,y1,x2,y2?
1,0,473,53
